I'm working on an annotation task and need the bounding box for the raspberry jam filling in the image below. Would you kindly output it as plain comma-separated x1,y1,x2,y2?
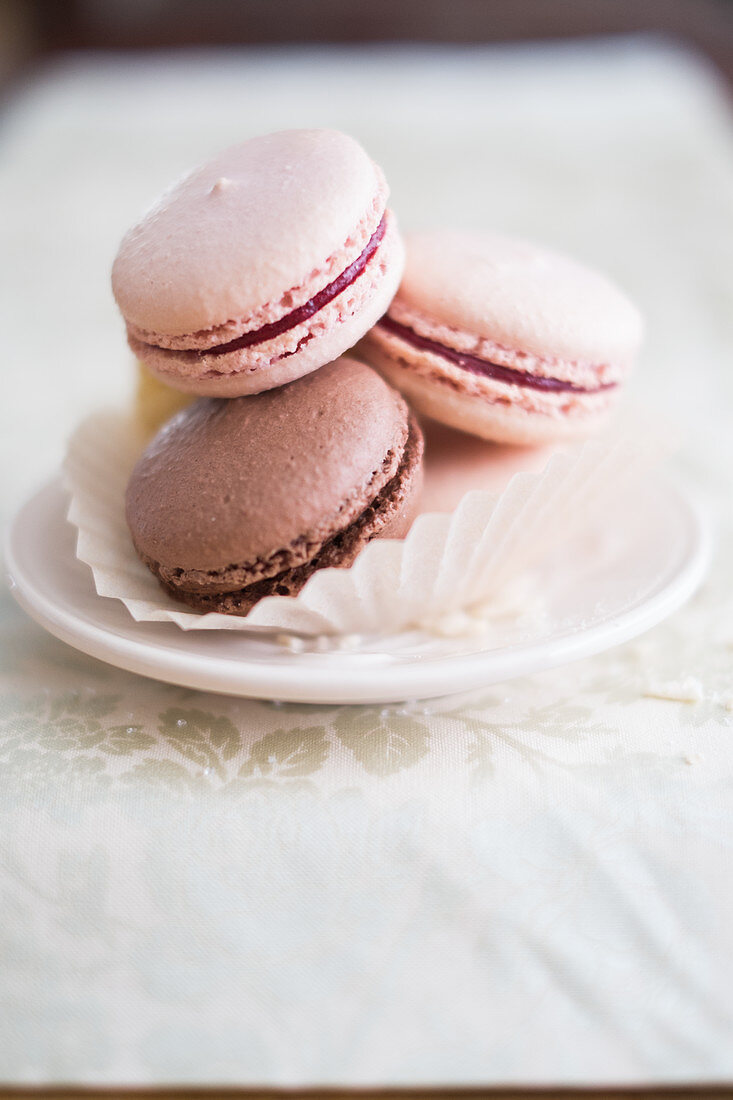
379,316,616,395
143,215,387,359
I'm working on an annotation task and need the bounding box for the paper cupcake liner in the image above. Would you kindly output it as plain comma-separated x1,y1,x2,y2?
63,409,661,637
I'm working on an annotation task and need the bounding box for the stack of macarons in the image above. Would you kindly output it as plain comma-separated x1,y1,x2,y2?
113,128,642,616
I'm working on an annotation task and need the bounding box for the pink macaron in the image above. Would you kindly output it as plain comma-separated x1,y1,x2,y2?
112,129,404,396
362,230,643,445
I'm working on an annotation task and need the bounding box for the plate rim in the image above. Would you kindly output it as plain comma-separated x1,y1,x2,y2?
4,478,711,704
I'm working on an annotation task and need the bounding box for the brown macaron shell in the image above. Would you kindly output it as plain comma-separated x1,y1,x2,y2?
125,357,423,615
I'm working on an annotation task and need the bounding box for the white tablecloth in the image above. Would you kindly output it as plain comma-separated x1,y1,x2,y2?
1,39,733,1086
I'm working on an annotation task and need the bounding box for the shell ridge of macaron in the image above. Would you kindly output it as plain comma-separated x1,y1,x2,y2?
361,229,643,446
113,129,405,397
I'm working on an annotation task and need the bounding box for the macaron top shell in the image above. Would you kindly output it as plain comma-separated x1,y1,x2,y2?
393,231,643,366
112,129,386,337
126,357,410,573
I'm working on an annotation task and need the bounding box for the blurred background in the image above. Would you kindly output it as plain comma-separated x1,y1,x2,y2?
2,0,733,90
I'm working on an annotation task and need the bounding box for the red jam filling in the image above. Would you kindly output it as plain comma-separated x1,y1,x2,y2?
378,315,616,395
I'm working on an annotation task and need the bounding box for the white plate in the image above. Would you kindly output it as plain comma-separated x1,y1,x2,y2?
5,477,710,705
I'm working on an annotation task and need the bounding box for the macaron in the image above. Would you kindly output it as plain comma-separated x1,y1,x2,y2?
112,129,404,397
125,357,423,615
361,230,643,445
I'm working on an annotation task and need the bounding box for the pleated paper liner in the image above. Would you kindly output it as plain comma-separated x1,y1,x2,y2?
63,408,661,637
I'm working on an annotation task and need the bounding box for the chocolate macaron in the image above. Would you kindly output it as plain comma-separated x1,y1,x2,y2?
362,230,643,445
125,358,423,615
112,129,404,397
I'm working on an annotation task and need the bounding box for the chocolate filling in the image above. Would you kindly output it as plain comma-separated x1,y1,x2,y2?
141,215,387,357
145,415,422,616
378,315,616,395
